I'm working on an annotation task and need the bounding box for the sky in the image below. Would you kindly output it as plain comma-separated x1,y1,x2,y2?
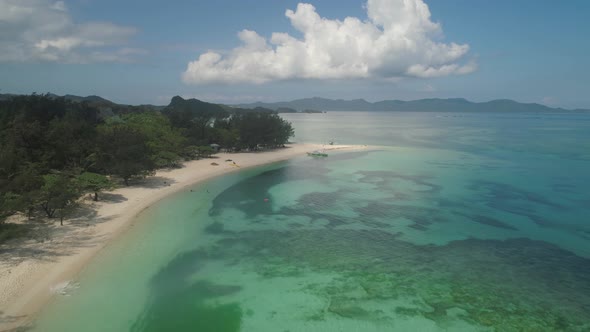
1,0,589,108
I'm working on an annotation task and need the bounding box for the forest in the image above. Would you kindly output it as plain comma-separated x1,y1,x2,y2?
0,94,293,240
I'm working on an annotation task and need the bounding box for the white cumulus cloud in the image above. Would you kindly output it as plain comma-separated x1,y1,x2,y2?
0,0,140,63
183,0,475,84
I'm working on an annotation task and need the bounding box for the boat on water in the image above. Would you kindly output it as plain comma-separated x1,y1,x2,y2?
307,150,328,157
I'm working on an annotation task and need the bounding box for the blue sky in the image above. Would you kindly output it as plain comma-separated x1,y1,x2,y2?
1,0,589,108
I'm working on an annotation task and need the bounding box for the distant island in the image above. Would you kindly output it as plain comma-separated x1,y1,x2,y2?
236,97,590,113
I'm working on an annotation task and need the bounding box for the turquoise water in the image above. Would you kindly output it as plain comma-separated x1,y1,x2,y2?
33,112,590,331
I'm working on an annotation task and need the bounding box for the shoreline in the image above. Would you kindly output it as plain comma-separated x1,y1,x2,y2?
0,143,365,331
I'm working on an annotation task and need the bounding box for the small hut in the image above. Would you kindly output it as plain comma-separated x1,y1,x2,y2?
210,143,221,152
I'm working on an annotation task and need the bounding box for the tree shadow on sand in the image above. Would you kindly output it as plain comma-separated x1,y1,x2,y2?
0,227,110,266
131,176,176,189
95,192,128,203
0,202,115,266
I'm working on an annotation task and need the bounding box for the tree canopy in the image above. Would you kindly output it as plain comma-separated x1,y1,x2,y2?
0,94,294,237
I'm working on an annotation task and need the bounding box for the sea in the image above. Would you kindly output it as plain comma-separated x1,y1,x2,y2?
32,111,590,331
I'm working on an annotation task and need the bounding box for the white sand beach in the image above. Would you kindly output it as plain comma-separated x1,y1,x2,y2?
0,143,365,331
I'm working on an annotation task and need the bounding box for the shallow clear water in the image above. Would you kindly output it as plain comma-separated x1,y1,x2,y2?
34,112,590,331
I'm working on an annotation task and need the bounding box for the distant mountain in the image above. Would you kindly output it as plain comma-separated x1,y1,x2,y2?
236,97,589,113
235,97,372,112
62,94,115,105
2,93,588,113
0,93,275,116
0,93,166,116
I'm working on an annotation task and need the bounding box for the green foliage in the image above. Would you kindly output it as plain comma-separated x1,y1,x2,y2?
0,94,99,171
0,162,44,219
214,128,240,150
39,173,80,223
162,96,293,152
181,145,199,160
228,112,294,150
44,111,99,169
163,96,229,146
163,96,294,152
196,146,214,159
182,146,215,160
0,192,22,221
122,112,185,168
0,94,295,227
164,96,229,127
95,122,156,186
77,172,113,201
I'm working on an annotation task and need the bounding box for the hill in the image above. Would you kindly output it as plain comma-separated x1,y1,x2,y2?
236,97,589,113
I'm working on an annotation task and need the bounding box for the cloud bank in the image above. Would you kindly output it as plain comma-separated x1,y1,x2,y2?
183,0,475,84
0,0,140,63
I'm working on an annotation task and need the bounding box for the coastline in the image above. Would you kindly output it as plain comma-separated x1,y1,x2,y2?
0,143,366,331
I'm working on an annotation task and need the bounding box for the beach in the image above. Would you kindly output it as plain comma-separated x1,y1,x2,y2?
2,111,590,332
0,143,363,331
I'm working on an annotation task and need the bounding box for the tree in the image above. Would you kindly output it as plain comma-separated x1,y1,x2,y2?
44,107,99,170
230,112,294,150
95,122,156,186
55,196,79,226
0,192,20,224
0,95,100,172
77,172,113,201
210,126,239,151
39,173,80,224
1,163,43,219
196,146,214,159
122,112,185,168
163,96,229,146
0,94,297,230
